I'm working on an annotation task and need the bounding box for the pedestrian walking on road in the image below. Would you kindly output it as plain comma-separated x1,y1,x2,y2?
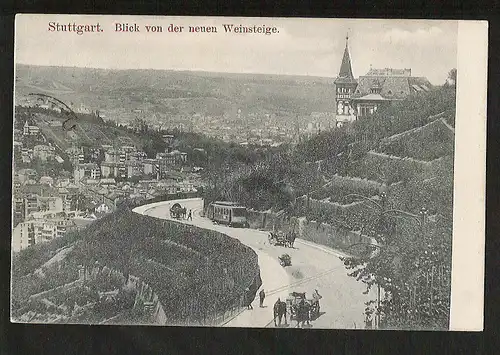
188,209,192,221
259,289,266,307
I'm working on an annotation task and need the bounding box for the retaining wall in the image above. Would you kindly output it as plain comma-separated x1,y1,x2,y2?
243,206,372,255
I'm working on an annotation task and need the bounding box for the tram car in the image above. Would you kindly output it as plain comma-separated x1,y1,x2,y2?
207,201,250,228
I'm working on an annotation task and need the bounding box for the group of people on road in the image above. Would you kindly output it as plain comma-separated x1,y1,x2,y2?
181,209,192,221
243,287,319,328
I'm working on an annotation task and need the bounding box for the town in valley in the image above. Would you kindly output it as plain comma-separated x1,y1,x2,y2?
11,26,458,330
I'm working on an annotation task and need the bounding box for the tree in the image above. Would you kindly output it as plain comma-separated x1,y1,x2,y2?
341,194,451,330
445,68,457,87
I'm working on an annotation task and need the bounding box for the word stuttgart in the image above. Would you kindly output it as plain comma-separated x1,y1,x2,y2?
222,24,279,35
47,22,103,35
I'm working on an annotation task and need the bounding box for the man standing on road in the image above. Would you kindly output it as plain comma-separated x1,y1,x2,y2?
187,209,192,221
259,289,266,307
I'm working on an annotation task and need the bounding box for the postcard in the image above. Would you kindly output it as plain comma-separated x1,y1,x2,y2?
11,15,487,331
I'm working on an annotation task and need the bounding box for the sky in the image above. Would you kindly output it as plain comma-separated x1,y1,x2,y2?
15,15,458,85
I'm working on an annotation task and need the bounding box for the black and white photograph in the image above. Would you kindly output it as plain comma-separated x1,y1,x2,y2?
10,15,486,331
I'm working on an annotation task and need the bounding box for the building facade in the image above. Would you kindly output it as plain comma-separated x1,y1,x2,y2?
33,145,56,161
65,146,85,167
74,163,101,183
334,35,358,126
334,36,433,126
23,120,40,136
12,216,76,252
350,68,432,118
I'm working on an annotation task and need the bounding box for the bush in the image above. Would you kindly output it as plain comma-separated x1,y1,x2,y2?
12,231,82,278
352,86,456,145
379,117,454,161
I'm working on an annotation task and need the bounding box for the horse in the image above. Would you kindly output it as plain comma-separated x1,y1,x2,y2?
181,207,187,219
286,232,297,248
273,299,287,327
295,300,311,328
268,232,275,245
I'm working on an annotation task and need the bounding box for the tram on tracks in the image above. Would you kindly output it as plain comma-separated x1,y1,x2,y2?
207,201,250,228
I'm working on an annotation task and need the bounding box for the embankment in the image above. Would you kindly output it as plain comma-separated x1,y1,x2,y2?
80,207,262,326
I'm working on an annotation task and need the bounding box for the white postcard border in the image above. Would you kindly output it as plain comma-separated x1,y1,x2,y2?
449,20,487,331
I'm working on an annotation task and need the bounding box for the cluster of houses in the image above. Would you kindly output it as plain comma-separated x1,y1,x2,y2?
12,173,95,253
13,121,64,164
12,168,203,253
71,143,189,183
12,115,202,253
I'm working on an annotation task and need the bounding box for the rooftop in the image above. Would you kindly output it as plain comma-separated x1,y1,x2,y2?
334,35,357,85
351,70,432,100
365,68,412,77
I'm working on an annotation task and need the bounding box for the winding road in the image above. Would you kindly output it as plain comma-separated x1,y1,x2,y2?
133,198,373,329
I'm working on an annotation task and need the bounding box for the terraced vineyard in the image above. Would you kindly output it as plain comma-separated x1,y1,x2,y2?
207,86,457,330
11,206,262,325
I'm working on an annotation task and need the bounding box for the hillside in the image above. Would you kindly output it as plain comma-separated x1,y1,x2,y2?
203,86,456,329
207,87,455,213
299,87,455,330
14,105,270,172
15,64,336,123
11,206,261,325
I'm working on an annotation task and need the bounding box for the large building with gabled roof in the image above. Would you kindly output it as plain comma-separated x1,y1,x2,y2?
334,35,433,127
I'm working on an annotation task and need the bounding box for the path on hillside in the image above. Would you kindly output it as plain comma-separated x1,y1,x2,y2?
440,117,455,133
133,198,373,329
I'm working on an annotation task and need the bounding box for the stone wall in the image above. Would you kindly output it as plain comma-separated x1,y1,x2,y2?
74,264,167,325
244,207,373,255
292,217,371,252
127,274,167,325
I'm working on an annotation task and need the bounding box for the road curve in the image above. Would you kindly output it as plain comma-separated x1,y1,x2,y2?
133,198,372,329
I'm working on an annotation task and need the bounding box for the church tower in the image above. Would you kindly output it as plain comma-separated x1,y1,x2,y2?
334,35,357,126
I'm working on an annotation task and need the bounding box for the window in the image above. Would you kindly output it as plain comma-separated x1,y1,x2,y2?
359,106,372,117
232,208,246,217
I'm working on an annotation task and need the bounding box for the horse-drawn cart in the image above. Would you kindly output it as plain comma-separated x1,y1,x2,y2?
268,231,287,246
278,254,291,267
285,290,321,321
170,203,185,219
268,231,297,248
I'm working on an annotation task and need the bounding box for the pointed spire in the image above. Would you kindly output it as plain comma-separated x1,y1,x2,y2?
338,33,354,79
